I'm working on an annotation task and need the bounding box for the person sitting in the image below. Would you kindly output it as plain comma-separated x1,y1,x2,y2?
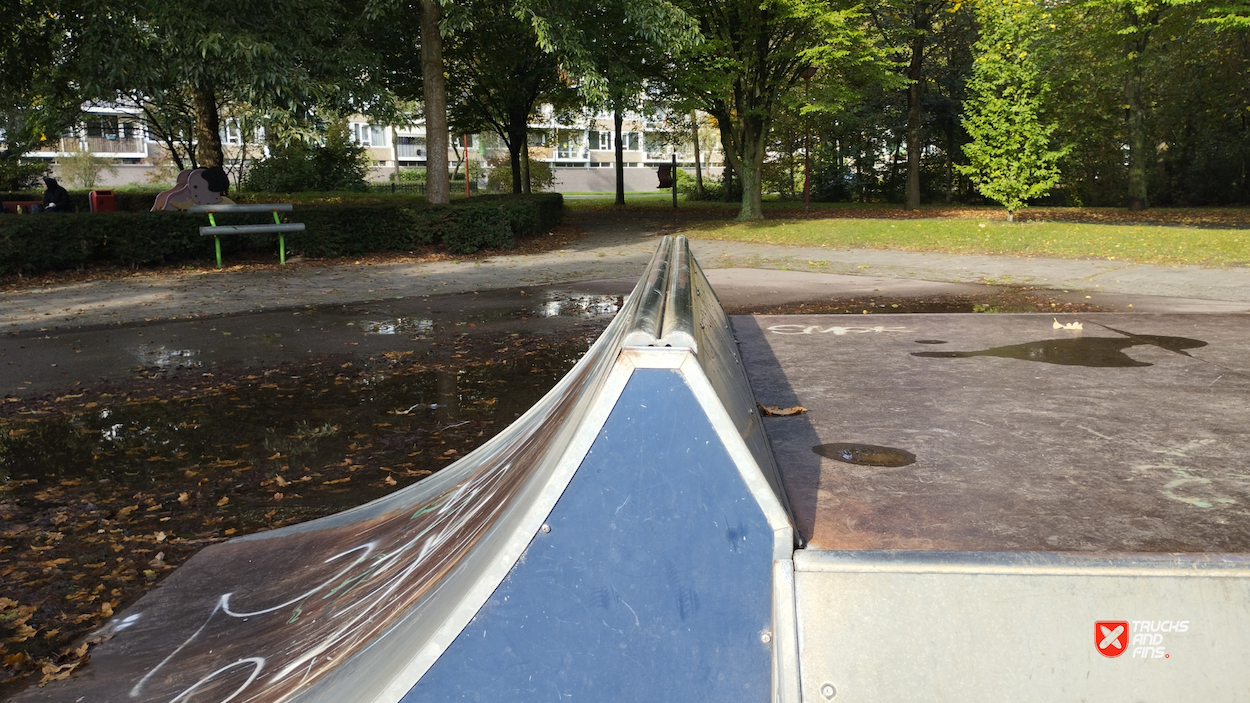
42,177,72,213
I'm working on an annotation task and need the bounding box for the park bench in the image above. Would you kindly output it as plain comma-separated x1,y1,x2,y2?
189,203,305,269
2,200,44,214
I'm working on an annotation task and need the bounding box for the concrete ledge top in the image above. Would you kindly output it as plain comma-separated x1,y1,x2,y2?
735,312,1250,554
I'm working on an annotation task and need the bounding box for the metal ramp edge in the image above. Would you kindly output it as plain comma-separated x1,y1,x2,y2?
22,236,798,703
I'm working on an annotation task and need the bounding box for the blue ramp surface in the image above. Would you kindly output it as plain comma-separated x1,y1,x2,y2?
407,369,773,701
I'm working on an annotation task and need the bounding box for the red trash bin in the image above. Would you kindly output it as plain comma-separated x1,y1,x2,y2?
90,190,116,213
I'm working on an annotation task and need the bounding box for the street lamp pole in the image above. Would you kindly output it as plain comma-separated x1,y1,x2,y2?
801,66,817,212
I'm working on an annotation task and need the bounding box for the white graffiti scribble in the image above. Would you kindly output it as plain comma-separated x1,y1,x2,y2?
767,324,909,335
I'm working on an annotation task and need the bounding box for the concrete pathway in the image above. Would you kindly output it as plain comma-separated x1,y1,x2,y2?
2,213,1247,334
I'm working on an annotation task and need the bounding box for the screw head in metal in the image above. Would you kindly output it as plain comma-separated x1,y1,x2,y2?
760,632,772,644
820,683,836,699
540,524,551,533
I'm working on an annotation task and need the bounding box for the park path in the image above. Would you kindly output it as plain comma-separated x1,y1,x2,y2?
2,212,1247,334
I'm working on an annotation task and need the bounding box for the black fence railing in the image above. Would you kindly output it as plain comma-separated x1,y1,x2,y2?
366,182,481,196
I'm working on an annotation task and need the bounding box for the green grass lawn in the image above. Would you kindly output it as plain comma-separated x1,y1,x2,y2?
680,216,1250,267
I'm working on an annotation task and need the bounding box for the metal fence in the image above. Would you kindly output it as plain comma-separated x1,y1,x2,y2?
366,182,480,195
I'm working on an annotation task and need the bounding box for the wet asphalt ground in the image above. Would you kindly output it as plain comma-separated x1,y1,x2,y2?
2,211,1247,398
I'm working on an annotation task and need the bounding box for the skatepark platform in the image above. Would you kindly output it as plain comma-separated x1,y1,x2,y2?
20,238,1250,703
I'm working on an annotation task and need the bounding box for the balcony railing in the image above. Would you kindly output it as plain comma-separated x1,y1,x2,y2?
396,143,425,159
30,137,145,155
85,137,144,153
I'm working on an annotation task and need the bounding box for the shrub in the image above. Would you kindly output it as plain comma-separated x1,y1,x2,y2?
676,168,724,201
57,151,119,189
485,156,555,194
243,121,370,193
0,193,563,276
0,156,48,191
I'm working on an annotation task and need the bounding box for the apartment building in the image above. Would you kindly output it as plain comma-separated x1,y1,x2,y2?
21,105,723,193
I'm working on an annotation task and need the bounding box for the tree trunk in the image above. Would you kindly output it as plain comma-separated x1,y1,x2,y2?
614,108,625,206
692,111,704,198
944,119,954,203
507,131,524,194
1125,36,1149,211
193,83,223,168
421,0,450,204
905,11,927,211
737,117,766,220
521,140,532,195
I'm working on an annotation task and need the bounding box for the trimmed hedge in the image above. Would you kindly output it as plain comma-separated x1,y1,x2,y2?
0,190,164,213
0,193,563,276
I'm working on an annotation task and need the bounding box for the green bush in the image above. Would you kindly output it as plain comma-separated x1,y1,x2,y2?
676,168,724,201
0,193,563,276
485,157,556,194
243,121,370,193
0,156,48,191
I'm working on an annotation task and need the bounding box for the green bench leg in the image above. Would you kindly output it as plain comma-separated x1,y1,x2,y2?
214,236,222,269
274,211,285,265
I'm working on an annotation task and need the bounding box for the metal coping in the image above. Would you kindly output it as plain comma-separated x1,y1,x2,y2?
795,549,1250,577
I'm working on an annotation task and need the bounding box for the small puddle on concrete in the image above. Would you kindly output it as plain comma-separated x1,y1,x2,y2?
911,327,1207,368
130,346,203,370
814,443,916,467
360,318,435,336
537,293,623,318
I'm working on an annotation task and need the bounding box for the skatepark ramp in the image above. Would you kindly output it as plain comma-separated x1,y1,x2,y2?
21,236,799,703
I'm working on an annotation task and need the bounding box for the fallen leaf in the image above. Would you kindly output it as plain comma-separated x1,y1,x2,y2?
1052,318,1083,330
115,505,138,518
322,477,351,485
758,404,808,417
100,602,113,617
384,475,397,486
275,475,290,487
273,492,284,500
153,531,167,543
216,496,229,507
177,492,190,505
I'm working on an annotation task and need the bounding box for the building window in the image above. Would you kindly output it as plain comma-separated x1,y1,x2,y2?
528,132,546,147
589,130,613,151
625,132,640,151
396,136,425,159
222,120,242,145
556,132,585,160
351,123,388,147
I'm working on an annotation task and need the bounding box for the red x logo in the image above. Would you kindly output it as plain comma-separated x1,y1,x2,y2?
1096,621,1129,658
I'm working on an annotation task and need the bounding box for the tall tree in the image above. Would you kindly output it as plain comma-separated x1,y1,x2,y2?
958,0,1066,221
63,0,369,170
420,0,450,203
867,0,957,210
444,0,571,194
675,0,887,220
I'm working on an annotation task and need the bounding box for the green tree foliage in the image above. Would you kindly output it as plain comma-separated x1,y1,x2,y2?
958,0,1066,221
242,121,370,193
443,0,572,194
673,0,888,220
57,150,120,189
62,0,373,170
